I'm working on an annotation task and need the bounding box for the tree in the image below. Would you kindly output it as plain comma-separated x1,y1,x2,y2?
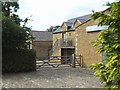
91,1,120,89
2,2,19,16
47,25,60,32
2,1,33,49
2,1,36,73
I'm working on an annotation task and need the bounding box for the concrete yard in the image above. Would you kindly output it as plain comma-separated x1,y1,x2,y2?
2,67,102,88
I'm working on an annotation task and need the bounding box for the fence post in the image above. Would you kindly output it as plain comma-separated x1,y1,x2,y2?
72,54,76,68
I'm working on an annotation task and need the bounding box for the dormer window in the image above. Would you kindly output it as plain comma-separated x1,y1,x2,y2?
67,26,71,29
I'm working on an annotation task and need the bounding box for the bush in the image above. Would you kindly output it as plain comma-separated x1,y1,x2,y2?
2,49,36,73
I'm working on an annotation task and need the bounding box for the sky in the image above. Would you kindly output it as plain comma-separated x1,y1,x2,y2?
16,0,116,31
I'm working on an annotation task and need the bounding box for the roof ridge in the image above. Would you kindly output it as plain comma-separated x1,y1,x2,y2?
32,31,52,41
67,13,91,21
64,22,73,24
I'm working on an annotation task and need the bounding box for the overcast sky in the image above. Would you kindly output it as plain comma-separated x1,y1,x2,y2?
16,0,116,31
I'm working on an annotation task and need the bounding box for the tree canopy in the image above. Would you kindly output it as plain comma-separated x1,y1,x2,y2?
47,25,60,32
2,1,36,73
2,1,33,49
91,1,120,89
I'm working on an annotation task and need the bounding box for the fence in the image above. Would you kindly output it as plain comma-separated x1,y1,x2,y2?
36,54,83,68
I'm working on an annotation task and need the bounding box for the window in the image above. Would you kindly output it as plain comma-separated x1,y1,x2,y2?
69,33,71,36
67,26,71,29
62,32,66,39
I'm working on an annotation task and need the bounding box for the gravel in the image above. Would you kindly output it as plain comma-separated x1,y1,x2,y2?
2,67,102,88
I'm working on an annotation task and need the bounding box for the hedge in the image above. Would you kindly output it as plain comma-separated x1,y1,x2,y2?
2,49,36,73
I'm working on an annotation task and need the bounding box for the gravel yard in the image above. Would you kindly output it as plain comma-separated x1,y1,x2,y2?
2,67,102,88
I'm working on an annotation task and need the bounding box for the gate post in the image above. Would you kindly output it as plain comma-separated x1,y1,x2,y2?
72,54,76,68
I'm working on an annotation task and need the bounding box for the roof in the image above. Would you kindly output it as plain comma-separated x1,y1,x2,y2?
64,22,73,26
75,8,110,29
53,27,61,33
86,25,109,32
53,14,91,33
32,31,52,41
53,26,75,34
76,14,91,23
67,14,91,24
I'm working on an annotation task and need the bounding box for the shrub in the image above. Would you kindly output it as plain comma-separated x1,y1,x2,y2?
91,1,120,89
2,49,36,73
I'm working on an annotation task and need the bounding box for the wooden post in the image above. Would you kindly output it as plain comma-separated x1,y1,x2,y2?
72,54,76,68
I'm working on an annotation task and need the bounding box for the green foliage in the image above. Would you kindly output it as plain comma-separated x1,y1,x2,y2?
2,15,27,49
2,2,19,16
2,1,33,49
2,1,36,73
91,1,120,89
2,49,36,73
47,25,60,32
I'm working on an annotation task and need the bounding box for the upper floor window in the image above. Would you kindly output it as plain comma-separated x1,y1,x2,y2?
69,33,71,36
62,32,66,41
67,26,71,29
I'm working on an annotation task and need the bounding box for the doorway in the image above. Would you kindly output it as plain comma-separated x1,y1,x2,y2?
61,48,75,64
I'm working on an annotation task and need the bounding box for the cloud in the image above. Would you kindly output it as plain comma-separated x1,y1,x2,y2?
17,0,116,31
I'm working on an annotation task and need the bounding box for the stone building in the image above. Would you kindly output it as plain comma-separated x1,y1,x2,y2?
75,9,109,67
32,31,52,60
52,14,91,64
52,9,109,67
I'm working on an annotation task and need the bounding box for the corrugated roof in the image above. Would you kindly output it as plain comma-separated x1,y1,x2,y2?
86,25,109,32
32,31,52,41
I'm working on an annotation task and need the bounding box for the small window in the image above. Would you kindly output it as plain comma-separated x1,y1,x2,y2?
69,33,71,36
62,32,66,39
68,26,71,29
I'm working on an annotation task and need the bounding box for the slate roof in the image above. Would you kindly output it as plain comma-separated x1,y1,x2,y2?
67,14,91,24
53,14,91,33
77,14,91,23
53,27,61,33
64,22,73,26
32,31,52,41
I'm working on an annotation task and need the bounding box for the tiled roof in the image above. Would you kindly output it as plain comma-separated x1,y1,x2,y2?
32,31,52,41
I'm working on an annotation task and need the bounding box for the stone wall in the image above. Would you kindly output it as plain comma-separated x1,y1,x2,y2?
75,19,102,68
52,31,75,56
32,41,52,60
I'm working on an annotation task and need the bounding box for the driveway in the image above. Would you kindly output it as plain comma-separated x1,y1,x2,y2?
2,66,101,88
